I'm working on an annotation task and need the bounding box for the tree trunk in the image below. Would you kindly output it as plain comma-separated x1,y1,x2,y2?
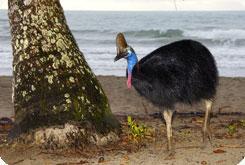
8,0,120,143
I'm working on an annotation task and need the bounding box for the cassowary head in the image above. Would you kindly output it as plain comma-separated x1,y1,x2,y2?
114,33,128,61
114,33,138,89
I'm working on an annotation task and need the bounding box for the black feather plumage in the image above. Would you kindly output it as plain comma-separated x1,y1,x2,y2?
131,40,218,109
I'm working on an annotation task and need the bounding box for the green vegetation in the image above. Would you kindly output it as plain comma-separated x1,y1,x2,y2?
239,119,245,127
127,116,147,141
227,123,237,135
226,119,245,136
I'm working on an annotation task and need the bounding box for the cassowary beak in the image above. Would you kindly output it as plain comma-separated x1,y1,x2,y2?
114,48,126,62
114,54,122,62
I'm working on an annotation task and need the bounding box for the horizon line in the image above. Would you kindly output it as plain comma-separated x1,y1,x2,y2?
0,9,245,12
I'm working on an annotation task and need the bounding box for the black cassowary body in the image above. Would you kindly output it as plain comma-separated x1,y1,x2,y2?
114,33,218,152
132,40,218,109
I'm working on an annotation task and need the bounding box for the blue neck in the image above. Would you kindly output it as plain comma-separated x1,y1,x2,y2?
127,50,138,74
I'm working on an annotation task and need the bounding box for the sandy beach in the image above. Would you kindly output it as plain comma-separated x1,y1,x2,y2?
0,76,245,164
1,76,245,118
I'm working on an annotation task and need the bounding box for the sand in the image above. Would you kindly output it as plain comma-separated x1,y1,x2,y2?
0,76,245,165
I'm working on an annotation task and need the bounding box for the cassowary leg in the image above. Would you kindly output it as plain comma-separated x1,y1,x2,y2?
203,99,213,145
163,110,174,151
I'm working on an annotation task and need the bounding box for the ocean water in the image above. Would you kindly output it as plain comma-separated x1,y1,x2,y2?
0,10,245,77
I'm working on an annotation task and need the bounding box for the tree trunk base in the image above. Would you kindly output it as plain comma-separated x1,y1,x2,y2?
10,123,119,149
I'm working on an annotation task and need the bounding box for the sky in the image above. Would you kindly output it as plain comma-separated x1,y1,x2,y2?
0,0,245,11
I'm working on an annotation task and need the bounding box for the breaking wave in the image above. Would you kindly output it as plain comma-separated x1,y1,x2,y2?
124,29,184,38
184,29,245,41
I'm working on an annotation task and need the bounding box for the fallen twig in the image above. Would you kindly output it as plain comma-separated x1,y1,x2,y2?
12,159,24,164
219,144,245,148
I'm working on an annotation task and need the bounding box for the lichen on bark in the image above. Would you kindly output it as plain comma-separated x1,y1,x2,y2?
8,0,120,138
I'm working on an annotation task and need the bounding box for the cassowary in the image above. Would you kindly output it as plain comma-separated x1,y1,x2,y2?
114,33,218,152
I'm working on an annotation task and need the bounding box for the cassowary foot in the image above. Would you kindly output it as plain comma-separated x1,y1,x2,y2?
201,128,213,148
167,147,175,156
165,147,176,160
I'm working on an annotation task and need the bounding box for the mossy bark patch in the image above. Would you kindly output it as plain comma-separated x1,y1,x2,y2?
8,0,120,137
